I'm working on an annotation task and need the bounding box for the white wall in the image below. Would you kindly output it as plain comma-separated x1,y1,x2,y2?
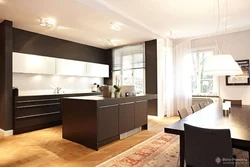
191,29,250,104
13,73,103,95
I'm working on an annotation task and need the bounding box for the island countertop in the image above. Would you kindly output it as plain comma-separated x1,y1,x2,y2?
63,94,157,101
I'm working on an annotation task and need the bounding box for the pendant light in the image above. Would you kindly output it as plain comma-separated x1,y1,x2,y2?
203,0,243,76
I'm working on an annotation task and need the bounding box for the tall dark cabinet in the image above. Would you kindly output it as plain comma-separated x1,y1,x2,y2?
145,40,158,116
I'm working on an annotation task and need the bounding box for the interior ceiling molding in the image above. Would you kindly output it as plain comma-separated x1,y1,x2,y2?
78,0,166,39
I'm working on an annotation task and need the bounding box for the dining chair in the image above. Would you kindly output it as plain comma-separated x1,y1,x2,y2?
177,108,189,119
199,102,206,109
184,124,234,167
223,99,242,106
191,104,201,113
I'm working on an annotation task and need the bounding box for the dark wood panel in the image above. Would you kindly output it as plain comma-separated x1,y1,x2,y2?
147,99,157,116
98,105,119,141
145,40,158,116
119,102,135,134
62,99,98,150
0,20,13,130
145,39,157,94
135,100,148,128
13,28,109,64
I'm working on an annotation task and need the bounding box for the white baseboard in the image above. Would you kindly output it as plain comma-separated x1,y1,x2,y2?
0,129,13,136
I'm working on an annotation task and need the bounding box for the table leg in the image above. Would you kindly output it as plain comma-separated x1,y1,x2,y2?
248,150,250,166
180,134,185,167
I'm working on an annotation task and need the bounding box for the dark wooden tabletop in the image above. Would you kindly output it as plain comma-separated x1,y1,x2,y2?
164,103,250,147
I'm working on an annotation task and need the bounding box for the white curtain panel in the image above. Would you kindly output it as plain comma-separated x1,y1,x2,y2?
165,39,175,117
157,39,167,117
173,41,193,115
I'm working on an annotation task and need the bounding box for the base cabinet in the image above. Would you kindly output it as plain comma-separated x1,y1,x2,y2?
119,102,135,134
98,104,119,142
61,95,157,150
135,100,148,128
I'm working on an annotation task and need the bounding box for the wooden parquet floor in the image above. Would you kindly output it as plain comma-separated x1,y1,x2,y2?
0,116,179,167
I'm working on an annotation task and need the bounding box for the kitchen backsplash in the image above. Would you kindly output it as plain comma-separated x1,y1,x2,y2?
13,73,104,95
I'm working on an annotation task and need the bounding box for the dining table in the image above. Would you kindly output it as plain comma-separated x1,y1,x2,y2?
164,103,250,167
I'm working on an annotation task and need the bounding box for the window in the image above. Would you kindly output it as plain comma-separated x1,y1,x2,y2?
192,49,217,95
112,44,145,94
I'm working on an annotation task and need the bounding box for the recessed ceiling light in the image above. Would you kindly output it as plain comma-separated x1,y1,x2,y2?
108,39,118,46
39,18,57,28
110,22,122,31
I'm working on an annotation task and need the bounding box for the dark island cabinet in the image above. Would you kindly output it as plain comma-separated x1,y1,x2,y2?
119,102,135,134
61,94,157,150
135,100,148,128
98,104,119,142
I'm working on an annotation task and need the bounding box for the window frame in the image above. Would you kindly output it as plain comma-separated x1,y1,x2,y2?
191,47,217,95
112,45,145,94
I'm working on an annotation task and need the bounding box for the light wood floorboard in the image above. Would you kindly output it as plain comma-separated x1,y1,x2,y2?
0,116,179,167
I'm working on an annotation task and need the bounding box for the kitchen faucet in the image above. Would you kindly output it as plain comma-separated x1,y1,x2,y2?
54,87,62,94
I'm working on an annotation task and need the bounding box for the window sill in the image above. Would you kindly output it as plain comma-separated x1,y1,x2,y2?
192,95,219,98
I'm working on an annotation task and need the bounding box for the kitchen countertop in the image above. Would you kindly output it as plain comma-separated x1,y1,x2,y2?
16,92,102,97
64,94,157,101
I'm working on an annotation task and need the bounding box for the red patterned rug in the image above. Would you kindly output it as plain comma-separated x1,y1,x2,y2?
96,132,179,167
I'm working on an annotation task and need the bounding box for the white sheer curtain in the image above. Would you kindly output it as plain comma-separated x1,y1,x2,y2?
173,40,192,114
165,39,175,117
156,38,177,117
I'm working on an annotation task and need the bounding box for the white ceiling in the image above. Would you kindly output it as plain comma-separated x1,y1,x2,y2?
0,0,250,49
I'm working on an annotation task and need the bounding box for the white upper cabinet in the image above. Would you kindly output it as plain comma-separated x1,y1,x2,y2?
56,59,86,76
13,52,109,78
86,62,109,78
13,52,56,75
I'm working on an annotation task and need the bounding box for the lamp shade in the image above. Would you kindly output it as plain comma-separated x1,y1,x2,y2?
203,54,243,76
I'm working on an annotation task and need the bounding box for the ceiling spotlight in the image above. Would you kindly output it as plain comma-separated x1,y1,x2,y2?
168,31,177,38
39,18,57,28
110,22,122,31
108,39,118,46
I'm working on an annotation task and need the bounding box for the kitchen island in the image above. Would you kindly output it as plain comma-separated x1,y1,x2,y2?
61,94,157,150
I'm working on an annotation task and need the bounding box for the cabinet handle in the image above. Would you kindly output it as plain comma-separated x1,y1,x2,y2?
16,103,60,109
136,100,147,103
99,104,118,108
16,111,60,119
120,102,134,105
17,98,60,103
